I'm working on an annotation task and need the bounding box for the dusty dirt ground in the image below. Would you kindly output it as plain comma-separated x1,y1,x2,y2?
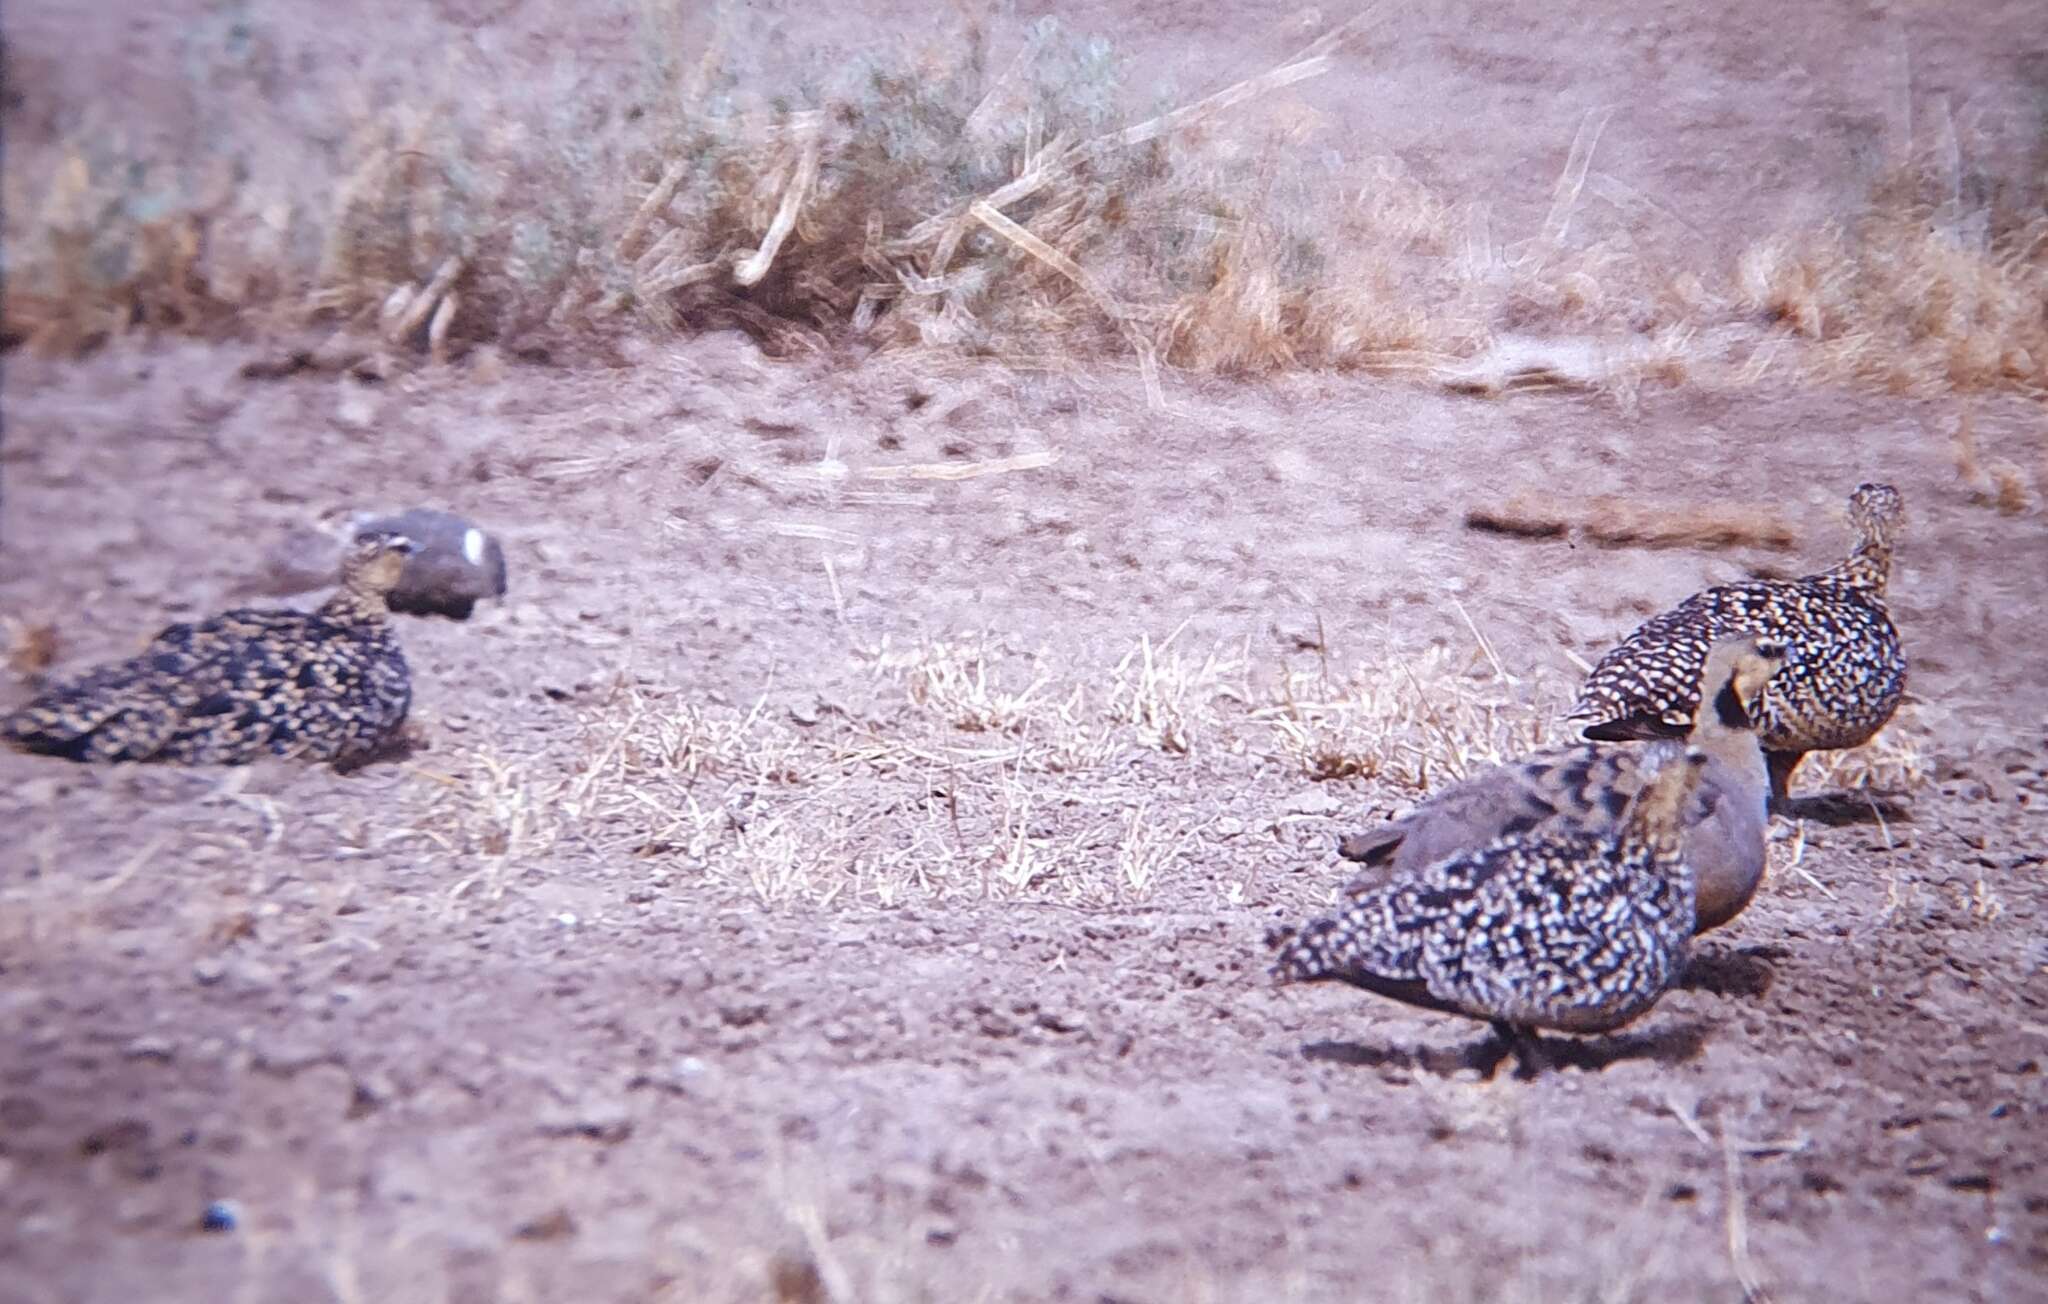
6,3,2048,1302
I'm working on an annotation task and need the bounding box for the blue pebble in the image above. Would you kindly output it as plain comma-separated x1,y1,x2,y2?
201,1200,241,1232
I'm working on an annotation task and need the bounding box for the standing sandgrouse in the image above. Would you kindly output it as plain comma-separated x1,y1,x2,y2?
4,532,417,766
1338,636,1783,934
1271,750,1710,1072
1568,483,1906,799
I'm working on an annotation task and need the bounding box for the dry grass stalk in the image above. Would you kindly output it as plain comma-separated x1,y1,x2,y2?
968,199,1164,409
1465,495,1800,552
853,449,1061,482
733,126,823,289
4,617,60,679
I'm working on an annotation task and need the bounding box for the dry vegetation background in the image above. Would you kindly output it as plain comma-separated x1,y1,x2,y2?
6,3,2048,411
4,2,2048,1300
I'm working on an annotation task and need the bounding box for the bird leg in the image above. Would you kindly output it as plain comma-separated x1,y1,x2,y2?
1491,1021,1553,1079
1764,750,1803,806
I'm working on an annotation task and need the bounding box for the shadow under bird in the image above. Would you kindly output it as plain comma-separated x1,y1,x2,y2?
1337,635,1784,935
1271,749,1712,1075
1568,483,1907,801
4,532,417,767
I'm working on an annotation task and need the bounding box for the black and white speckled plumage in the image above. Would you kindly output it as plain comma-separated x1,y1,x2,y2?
1569,484,1906,796
1272,752,1707,1037
4,533,416,766
1338,637,1782,934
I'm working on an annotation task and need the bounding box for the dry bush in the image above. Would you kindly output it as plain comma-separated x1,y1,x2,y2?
2,140,243,352
1162,157,1467,374
1736,162,2048,396
2,17,642,355
621,15,1370,387
8,10,2047,409
8,11,1700,384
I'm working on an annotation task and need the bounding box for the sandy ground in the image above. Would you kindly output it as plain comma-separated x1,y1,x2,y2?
5,2,2048,1302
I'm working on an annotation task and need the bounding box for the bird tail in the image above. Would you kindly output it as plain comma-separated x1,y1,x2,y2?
1266,915,1357,984
1334,821,1406,866
4,674,186,762
1561,692,1605,724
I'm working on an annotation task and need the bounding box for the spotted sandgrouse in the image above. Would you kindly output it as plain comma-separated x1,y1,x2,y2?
1339,636,1783,933
5,532,417,766
1569,483,1906,799
1272,750,1710,1069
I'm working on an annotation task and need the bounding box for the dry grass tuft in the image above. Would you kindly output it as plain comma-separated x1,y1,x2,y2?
1260,645,1565,789
873,629,1248,766
1735,163,2048,397
876,635,1058,737
599,681,817,788
404,745,568,902
1798,702,1936,797
4,617,61,679
1104,628,1251,755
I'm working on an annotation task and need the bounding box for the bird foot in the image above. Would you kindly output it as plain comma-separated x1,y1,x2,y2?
1490,1022,1553,1079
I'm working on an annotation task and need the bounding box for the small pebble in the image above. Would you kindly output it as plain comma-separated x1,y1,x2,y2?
1285,790,1342,817
200,1200,240,1233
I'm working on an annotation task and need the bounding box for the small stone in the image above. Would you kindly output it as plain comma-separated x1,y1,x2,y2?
192,958,228,986
631,1057,708,1094
348,1074,396,1119
335,381,379,430
249,527,344,597
1211,816,1245,839
940,396,986,430
539,1100,633,1144
123,1036,175,1062
787,694,825,727
15,777,63,807
230,960,278,990
1267,449,1314,483
513,1207,578,1241
200,1200,241,1233
1285,790,1342,817
1035,1008,1086,1034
